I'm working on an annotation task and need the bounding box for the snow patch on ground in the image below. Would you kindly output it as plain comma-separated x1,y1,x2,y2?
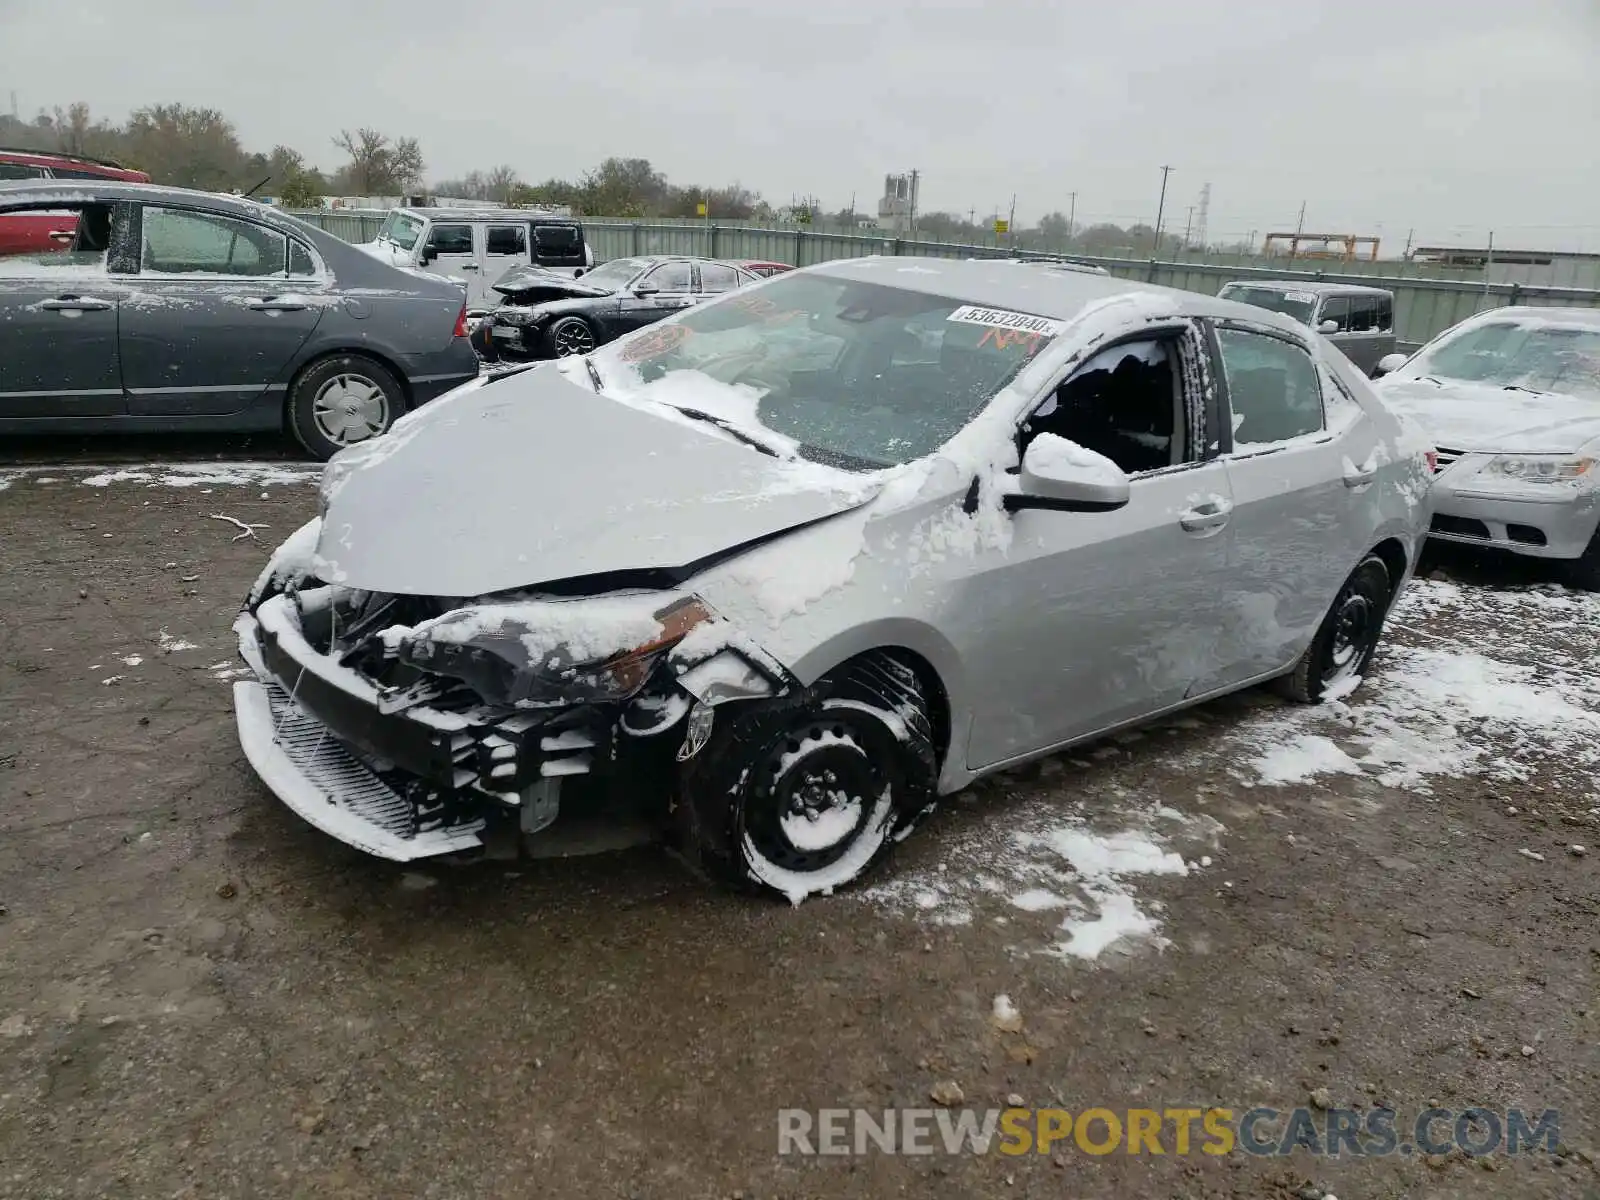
157,630,200,653
865,800,1214,961
79,464,319,489
1230,580,1600,792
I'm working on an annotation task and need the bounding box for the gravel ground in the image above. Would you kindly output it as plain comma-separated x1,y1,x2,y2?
0,447,1595,1199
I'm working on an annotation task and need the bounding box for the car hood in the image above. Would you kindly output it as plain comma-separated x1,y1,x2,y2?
1377,376,1600,453
312,366,881,597
491,264,612,299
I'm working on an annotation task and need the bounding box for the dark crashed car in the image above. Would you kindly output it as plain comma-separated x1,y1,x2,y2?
471,254,759,362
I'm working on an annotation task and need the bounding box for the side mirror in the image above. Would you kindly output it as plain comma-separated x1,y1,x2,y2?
632,284,661,297
1317,319,1340,334
420,247,437,265
1374,351,1408,378
572,267,586,278
1006,435,1131,513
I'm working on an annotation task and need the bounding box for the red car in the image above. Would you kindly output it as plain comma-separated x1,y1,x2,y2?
736,260,794,278
0,148,151,256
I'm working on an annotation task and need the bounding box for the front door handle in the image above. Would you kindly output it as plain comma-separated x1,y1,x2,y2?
47,229,76,244
1343,458,1377,488
1178,501,1233,533
246,297,308,312
38,296,113,312
459,263,480,271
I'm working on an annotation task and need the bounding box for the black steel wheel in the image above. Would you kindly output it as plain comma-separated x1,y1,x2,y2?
1276,554,1394,704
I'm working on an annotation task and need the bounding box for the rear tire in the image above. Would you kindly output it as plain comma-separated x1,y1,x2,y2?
287,354,405,461
1275,554,1394,704
675,653,938,901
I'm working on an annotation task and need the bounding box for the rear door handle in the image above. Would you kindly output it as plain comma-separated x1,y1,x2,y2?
246,297,308,312
1179,503,1232,533
39,296,113,312
459,263,480,271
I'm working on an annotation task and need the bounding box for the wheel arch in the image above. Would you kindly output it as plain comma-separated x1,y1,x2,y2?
804,640,957,772
1369,535,1409,588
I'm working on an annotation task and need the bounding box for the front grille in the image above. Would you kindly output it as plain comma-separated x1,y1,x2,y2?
1431,514,1491,540
266,682,421,839
1432,446,1463,474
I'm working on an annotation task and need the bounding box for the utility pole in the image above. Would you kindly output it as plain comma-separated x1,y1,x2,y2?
1287,200,1307,264
908,168,919,242
1182,206,1195,251
1483,230,1495,299
1152,165,1173,256
1067,191,1076,243
1007,194,1017,250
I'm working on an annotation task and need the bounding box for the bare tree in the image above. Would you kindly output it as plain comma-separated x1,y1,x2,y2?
485,165,520,203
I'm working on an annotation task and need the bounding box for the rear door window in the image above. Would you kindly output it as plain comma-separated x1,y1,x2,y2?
485,224,527,257
697,262,741,294
1217,327,1324,447
1375,295,1394,332
532,223,584,266
0,162,47,179
140,206,287,277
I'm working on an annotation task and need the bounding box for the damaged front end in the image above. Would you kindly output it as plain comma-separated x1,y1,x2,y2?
232,552,793,862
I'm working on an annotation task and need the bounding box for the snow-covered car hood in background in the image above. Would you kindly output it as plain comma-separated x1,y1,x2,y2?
357,239,410,267
490,264,612,300
312,366,881,597
1378,376,1600,453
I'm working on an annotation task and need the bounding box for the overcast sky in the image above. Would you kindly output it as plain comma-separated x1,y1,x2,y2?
3,0,1597,249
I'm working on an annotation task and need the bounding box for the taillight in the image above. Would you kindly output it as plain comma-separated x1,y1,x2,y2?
1424,448,1439,473
452,303,469,339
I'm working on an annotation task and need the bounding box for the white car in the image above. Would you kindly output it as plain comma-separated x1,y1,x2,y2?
1374,306,1600,588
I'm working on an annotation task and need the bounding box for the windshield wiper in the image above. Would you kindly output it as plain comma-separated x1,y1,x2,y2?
667,407,782,457
1503,384,1547,395
584,357,603,394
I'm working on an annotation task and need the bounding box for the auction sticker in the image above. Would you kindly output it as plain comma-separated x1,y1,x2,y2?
1283,291,1316,303
947,305,1063,337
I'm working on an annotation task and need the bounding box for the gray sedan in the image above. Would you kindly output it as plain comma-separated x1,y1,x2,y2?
1376,307,1600,587
0,180,480,459
233,259,1433,899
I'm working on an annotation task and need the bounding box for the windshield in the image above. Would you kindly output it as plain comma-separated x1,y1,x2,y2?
576,257,648,292
1219,285,1315,325
590,272,1057,470
377,210,424,251
1414,320,1600,400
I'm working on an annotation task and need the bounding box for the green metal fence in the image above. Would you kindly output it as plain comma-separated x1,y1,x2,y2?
289,210,1600,348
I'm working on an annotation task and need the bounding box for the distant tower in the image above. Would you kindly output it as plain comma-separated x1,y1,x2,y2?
1194,182,1211,252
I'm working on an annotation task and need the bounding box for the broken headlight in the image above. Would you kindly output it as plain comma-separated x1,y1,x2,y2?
391,596,712,707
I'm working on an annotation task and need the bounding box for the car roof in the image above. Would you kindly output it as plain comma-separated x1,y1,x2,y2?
1225,279,1392,297
805,256,1309,332
0,176,284,218
1458,306,1600,329
402,206,579,224
0,145,140,173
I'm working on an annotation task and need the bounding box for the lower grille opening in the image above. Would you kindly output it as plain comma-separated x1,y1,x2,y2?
1431,514,1491,539
1507,524,1548,546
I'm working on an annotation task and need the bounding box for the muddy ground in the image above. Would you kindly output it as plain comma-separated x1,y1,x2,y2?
0,436,1595,1199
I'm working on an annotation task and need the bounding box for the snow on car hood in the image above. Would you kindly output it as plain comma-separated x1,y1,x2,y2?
1377,376,1600,453
491,264,611,299
312,365,882,597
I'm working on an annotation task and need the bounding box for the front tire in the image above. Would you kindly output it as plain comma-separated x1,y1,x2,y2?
1276,554,1394,704
675,654,938,902
545,316,597,358
287,354,405,461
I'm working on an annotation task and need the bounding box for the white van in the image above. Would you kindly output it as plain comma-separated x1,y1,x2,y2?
360,207,594,314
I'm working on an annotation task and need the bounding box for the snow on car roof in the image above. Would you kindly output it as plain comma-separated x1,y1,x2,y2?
807,255,1307,332
1458,305,1600,330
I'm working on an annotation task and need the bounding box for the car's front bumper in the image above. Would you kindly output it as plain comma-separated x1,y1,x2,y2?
233,594,605,861
1429,473,1600,560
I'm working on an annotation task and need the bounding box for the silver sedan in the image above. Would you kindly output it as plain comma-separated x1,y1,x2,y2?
233,259,1434,900
1376,306,1600,588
